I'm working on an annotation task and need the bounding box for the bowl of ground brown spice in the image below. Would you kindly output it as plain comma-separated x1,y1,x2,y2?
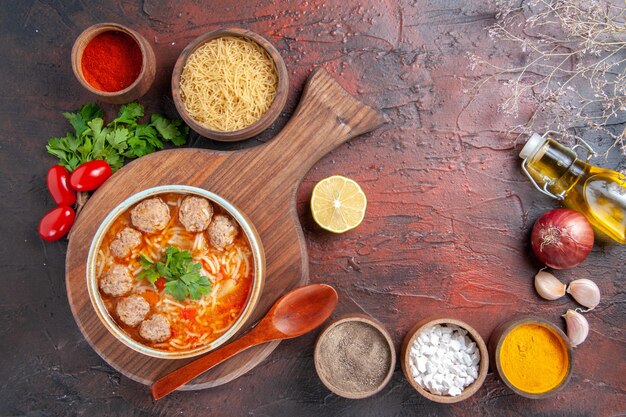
72,23,156,104
314,314,396,399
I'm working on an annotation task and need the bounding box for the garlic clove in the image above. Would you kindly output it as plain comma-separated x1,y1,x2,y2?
562,309,589,348
534,270,566,301
567,278,600,310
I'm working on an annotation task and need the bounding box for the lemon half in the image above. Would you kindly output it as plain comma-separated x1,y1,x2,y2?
311,175,367,233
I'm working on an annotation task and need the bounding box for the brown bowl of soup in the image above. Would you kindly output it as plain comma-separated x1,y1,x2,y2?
86,185,265,359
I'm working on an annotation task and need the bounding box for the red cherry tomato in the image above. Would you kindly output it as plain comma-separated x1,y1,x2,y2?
47,165,77,206
38,206,75,241
70,160,112,191
155,278,166,291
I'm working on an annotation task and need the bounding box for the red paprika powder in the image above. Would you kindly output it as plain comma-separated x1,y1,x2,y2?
81,31,142,92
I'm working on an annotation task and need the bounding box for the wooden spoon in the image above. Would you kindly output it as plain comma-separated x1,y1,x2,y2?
151,284,339,399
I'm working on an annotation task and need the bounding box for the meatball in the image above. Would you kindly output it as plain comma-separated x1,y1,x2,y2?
99,264,133,297
139,314,171,343
116,295,150,327
109,227,142,258
179,196,213,232
207,214,238,249
131,197,171,233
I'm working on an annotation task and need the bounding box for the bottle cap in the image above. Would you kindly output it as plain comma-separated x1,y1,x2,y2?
519,133,546,160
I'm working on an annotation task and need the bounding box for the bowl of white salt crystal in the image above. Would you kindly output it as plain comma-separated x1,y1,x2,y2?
401,318,489,403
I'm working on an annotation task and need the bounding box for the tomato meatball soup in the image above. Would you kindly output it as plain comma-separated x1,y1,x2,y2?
93,191,255,355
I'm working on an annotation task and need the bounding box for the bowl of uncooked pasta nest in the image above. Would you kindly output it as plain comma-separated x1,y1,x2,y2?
171,27,289,142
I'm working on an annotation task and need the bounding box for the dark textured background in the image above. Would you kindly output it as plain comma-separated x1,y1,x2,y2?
1,1,624,416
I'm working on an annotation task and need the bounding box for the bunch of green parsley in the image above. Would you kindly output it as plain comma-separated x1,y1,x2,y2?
138,246,212,301
46,103,188,172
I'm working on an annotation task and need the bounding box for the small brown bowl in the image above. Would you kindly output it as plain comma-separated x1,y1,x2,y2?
488,316,573,399
171,27,289,142
401,318,489,403
314,314,396,399
71,23,156,104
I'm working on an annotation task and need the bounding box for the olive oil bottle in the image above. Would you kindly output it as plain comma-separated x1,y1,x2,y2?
520,132,626,244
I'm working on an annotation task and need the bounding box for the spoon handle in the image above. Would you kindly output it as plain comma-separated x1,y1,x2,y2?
151,327,266,400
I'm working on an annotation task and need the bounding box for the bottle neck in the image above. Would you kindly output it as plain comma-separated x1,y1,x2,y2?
525,138,589,199
552,159,588,197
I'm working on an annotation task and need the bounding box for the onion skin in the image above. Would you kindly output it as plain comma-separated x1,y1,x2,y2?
531,209,594,269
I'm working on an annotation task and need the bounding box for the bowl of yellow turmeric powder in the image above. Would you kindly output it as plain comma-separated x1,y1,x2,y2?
489,316,573,399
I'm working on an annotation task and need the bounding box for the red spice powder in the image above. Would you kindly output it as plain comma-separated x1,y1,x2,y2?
81,31,142,92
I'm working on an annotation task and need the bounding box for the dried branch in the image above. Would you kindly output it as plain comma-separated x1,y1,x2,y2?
471,0,626,156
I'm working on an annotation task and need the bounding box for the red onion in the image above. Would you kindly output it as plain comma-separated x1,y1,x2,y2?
531,209,594,269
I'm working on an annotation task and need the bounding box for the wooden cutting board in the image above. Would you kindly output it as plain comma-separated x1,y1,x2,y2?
65,68,387,390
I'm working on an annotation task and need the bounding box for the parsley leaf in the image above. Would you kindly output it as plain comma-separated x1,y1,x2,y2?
106,128,129,152
63,103,103,137
103,152,125,171
137,254,160,285
47,103,188,172
137,247,211,301
164,280,189,302
151,114,188,146
186,275,211,300
113,103,144,126
46,133,84,171
135,124,162,150
126,135,151,157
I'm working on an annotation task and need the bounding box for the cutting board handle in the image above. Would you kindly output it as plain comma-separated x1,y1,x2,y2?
256,68,388,181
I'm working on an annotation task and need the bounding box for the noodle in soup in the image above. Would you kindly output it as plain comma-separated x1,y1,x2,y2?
96,192,254,352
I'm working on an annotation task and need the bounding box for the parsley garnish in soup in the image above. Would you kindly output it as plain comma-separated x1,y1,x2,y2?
139,246,212,301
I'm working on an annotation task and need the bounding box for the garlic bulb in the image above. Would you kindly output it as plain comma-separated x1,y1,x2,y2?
562,309,589,348
534,270,566,301
567,278,600,310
